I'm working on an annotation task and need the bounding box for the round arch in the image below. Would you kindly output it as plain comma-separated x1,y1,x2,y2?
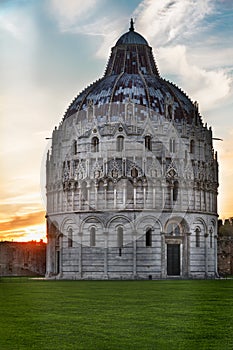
164,216,190,235
80,215,105,232
136,215,162,232
106,215,134,231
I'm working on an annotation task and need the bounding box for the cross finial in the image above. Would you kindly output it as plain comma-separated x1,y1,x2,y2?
129,18,134,31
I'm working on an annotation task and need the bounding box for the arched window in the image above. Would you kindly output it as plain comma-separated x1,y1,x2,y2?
173,181,179,202
169,139,176,153
98,180,104,194
168,105,173,119
209,229,213,248
68,228,73,248
73,140,77,155
90,227,96,247
106,180,114,204
165,180,171,207
108,180,114,191
117,226,123,256
81,181,87,200
195,228,200,247
116,136,124,152
92,137,99,152
117,227,123,247
146,228,152,247
98,180,105,202
145,135,152,151
190,140,195,154
127,179,134,203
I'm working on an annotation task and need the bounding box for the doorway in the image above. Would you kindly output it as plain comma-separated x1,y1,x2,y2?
56,250,60,274
167,244,180,276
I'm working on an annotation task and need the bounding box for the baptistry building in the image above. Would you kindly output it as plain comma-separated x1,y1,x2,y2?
46,20,219,279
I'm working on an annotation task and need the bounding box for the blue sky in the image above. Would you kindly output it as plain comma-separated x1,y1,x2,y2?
1,0,233,241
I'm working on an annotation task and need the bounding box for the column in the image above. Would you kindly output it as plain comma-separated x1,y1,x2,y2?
71,188,74,211
78,232,83,278
59,234,63,278
95,184,98,209
143,185,146,208
204,233,209,278
134,187,137,208
78,184,81,210
214,234,218,277
104,231,108,278
152,186,156,208
193,185,196,211
186,233,191,278
160,232,166,278
162,184,165,209
123,181,127,207
133,232,137,278
46,232,52,277
170,183,174,209
114,188,117,209
104,181,107,209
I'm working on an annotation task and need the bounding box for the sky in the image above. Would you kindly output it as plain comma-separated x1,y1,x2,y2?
1,0,233,242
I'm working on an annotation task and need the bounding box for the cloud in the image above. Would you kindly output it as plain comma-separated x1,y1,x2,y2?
134,0,214,46
0,4,36,42
0,224,46,242
188,47,233,71
0,210,45,233
125,0,233,112
47,0,128,59
158,45,232,111
49,0,101,31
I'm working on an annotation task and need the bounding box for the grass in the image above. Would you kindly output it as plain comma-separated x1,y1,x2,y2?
0,279,233,350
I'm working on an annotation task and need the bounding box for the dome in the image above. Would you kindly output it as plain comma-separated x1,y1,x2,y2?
63,20,197,124
116,30,148,46
116,19,148,46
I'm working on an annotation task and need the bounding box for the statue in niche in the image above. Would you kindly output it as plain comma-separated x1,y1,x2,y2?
94,170,100,179
63,167,69,182
165,93,174,119
77,171,83,180
112,168,118,179
126,100,134,123
150,168,157,178
131,167,138,178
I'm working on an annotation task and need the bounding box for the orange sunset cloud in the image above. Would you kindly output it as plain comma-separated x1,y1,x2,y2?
0,210,46,242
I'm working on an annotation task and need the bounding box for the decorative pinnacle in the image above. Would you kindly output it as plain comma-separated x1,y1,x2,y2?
129,18,135,31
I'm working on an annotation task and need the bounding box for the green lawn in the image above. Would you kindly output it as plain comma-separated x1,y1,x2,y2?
0,279,232,350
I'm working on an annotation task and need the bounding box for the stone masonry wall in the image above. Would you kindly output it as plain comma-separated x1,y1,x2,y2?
0,241,46,277
218,237,233,276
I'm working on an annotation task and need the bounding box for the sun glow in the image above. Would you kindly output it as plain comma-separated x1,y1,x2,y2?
21,224,47,242
0,224,46,243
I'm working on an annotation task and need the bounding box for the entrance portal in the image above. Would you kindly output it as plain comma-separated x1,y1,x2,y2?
167,244,180,276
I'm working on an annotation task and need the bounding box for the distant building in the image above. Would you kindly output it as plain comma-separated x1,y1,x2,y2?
0,241,46,277
46,20,219,279
218,219,233,276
